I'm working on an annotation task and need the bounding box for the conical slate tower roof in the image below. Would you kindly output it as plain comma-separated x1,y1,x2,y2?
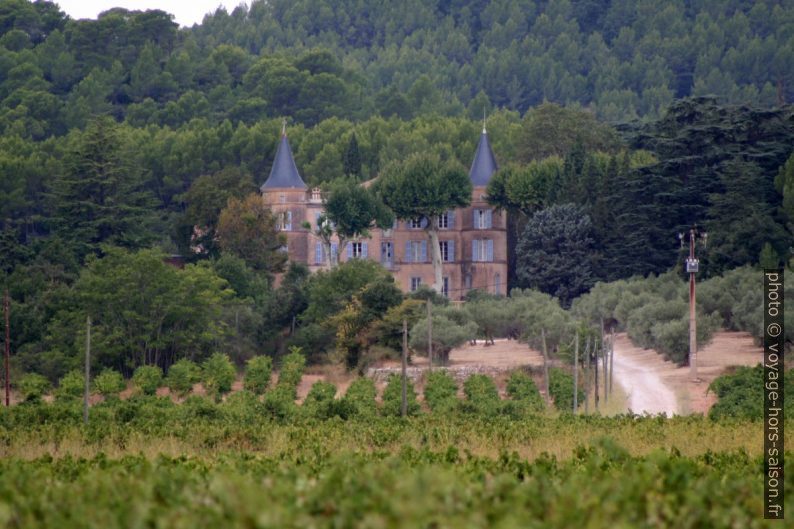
261,128,306,190
469,127,498,186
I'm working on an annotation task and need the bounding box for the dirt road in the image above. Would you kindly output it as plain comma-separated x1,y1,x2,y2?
612,338,678,415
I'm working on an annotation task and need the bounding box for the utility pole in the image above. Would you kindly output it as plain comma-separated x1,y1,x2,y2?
680,227,707,381
541,328,550,407
610,329,615,396
401,318,408,417
83,315,91,424
600,317,607,406
4,289,9,407
573,333,579,413
594,338,599,412
584,337,590,414
427,299,433,371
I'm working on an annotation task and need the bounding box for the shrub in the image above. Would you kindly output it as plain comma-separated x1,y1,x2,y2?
17,373,51,402
262,385,298,421
548,367,583,412
302,381,338,420
381,374,420,417
244,355,273,395
55,370,85,401
202,353,237,398
93,369,125,399
462,374,500,415
423,371,458,413
277,347,306,398
705,365,792,420
132,365,163,395
166,359,200,396
341,377,378,418
506,371,544,411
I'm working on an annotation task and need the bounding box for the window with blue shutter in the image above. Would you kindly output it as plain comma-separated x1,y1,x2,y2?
473,209,479,229
486,239,494,261
420,240,427,262
472,240,480,261
448,210,455,228
331,243,338,261
362,242,368,258
405,240,412,262
485,209,493,229
346,243,353,259
448,240,455,262
315,242,323,264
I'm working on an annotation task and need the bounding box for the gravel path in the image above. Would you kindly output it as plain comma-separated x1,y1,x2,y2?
612,340,678,416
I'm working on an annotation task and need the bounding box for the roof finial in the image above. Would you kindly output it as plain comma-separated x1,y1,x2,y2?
482,108,487,134
281,118,287,136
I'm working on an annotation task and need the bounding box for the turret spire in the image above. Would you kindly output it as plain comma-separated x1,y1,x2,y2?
261,123,307,190
469,126,498,187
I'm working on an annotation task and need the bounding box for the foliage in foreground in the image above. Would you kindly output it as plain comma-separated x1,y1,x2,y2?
0,442,789,529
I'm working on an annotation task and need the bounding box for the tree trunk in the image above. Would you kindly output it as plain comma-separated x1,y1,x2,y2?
322,239,333,269
426,224,443,293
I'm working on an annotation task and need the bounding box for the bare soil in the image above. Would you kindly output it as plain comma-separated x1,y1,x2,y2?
612,331,763,415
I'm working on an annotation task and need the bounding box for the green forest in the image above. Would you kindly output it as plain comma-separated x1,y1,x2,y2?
1,0,794,380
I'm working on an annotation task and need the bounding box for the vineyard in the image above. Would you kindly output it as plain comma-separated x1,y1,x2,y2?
0,408,792,528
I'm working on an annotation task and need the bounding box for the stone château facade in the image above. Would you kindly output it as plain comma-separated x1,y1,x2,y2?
261,126,507,300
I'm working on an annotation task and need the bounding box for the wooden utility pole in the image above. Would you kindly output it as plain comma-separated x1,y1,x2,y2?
4,289,9,407
83,316,91,424
573,333,579,413
609,330,615,396
427,299,433,371
584,337,590,414
593,338,599,412
600,318,607,405
541,329,550,407
401,318,408,417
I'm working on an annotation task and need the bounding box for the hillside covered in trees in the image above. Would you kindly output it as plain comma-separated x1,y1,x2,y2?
1,0,794,379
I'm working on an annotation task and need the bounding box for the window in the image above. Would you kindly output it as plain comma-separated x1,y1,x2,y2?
381,242,393,267
347,241,367,259
472,239,494,262
442,276,449,298
314,242,324,265
409,217,427,229
439,240,455,262
280,210,292,231
404,240,427,262
411,277,422,292
464,274,472,290
473,209,492,229
279,194,286,204
494,273,501,294
437,211,454,229
331,243,338,262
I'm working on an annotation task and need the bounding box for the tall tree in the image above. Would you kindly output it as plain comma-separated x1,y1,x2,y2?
377,154,471,293
49,117,157,260
216,193,287,274
516,204,598,307
342,132,362,179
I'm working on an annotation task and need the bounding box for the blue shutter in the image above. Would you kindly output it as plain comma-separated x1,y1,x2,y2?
405,241,412,262
285,210,292,230
486,239,494,261
346,242,353,259
420,240,427,262
331,243,338,260
448,210,455,228
473,209,479,229
472,240,478,261
485,209,493,229
315,242,323,264
448,240,455,262
362,242,368,258
420,217,428,228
